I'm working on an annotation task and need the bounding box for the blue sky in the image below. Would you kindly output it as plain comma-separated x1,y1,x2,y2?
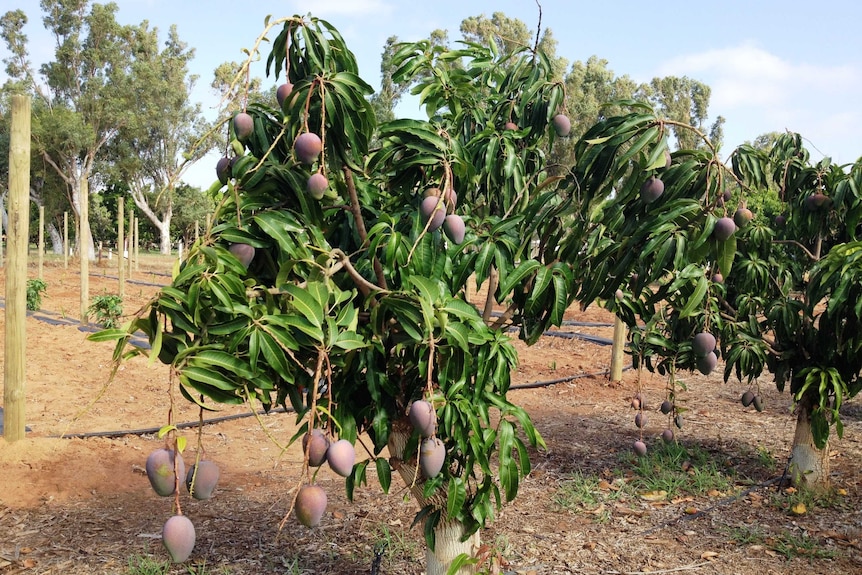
8,0,862,189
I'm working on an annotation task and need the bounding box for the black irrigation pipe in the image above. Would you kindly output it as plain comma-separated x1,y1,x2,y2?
7,299,627,439
509,364,634,390
639,474,785,536
51,406,295,440
52,365,633,439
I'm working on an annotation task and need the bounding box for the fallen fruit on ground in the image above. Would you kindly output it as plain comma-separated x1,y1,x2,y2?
294,132,322,164
326,439,356,477
419,437,446,478
295,485,327,528
162,514,195,563
303,429,330,467
640,176,664,203
185,460,220,500
408,400,437,437
146,448,185,497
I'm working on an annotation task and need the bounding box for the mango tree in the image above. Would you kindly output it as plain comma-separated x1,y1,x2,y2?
99,14,578,574
718,137,862,487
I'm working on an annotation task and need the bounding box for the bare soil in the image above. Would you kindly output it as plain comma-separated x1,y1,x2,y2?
1,259,861,574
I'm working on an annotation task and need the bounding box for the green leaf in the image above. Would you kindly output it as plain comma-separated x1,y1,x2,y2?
716,235,737,277
446,477,467,519
678,275,708,319
86,328,129,343
284,284,324,329
181,366,240,391
375,457,392,493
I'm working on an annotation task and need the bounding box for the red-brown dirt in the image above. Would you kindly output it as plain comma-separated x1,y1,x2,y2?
1,258,861,574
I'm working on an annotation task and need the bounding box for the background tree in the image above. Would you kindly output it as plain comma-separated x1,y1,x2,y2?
0,1,139,260
109,23,210,254
171,182,214,247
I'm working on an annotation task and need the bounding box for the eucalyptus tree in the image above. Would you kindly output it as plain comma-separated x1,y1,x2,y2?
0,1,138,259
108,23,209,254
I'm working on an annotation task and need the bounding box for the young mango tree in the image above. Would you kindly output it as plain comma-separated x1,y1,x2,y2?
553,112,862,490
717,136,862,487
98,14,583,573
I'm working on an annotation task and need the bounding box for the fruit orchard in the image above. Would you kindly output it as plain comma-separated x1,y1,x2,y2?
88,13,862,574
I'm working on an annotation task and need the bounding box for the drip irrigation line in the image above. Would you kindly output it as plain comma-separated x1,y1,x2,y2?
51,406,294,440
45,366,634,439
638,474,785,537
510,364,633,390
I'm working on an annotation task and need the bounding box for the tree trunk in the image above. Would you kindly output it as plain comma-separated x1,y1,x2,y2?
47,223,63,255
388,420,478,575
789,394,830,488
159,210,172,255
67,166,96,261
425,520,480,575
129,188,173,255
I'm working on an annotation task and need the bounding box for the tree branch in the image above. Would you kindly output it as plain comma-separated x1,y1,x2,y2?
774,239,819,261
343,167,387,289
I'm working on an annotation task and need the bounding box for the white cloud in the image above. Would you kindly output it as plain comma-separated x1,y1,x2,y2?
658,43,859,110
288,0,392,17
657,43,862,163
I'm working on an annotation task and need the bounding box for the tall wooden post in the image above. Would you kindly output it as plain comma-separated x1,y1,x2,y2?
118,198,125,299
134,217,139,271
0,198,4,267
610,315,627,383
128,213,134,278
5,95,31,441
63,211,68,269
38,205,44,280
79,181,90,326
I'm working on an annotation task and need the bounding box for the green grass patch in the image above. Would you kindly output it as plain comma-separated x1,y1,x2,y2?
721,524,839,560
624,440,737,498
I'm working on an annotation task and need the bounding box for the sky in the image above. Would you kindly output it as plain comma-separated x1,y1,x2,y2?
6,0,862,190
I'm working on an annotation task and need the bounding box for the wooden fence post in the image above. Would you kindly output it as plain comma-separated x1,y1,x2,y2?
0,199,4,267
63,211,68,269
38,205,44,280
4,94,31,441
118,198,125,299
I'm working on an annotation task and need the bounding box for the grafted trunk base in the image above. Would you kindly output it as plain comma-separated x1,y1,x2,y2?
388,420,479,574
789,397,830,489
